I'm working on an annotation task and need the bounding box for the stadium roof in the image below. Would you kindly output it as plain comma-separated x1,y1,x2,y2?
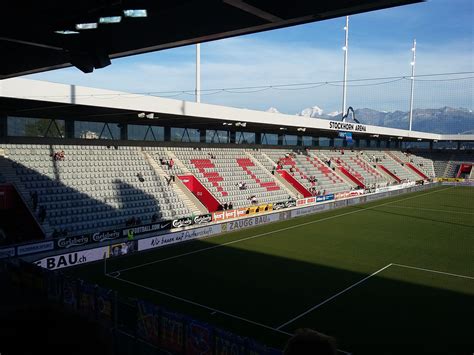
0,0,422,79
2,78,473,142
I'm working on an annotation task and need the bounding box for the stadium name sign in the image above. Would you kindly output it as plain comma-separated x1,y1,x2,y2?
329,121,367,132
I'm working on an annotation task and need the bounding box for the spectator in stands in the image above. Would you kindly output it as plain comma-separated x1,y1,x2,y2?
38,206,46,223
59,150,65,160
223,202,228,210
284,329,337,355
228,201,233,210
30,191,38,210
159,157,165,165
136,172,145,182
249,195,258,204
166,174,175,185
271,167,276,175
135,217,142,225
169,158,175,169
151,213,158,223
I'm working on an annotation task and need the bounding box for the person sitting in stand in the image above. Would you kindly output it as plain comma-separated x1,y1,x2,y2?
228,201,233,210
223,202,228,210
249,195,258,205
169,158,175,170
151,213,158,223
136,172,145,182
135,217,142,225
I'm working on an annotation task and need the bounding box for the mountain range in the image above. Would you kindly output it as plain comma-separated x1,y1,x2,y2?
290,106,474,134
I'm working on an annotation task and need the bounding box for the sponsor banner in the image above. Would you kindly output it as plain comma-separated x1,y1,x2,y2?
186,319,213,355
436,178,465,182
34,246,109,270
17,241,54,256
329,120,367,132
316,194,335,203
137,300,161,347
286,199,297,208
172,216,194,228
193,213,212,225
247,206,258,214
109,240,136,258
247,339,267,355
160,310,185,353
221,214,279,233
213,208,248,222
55,235,91,249
78,280,96,316
63,278,78,310
272,201,287,210
347,197,360,205
91,229,121,243
122,221,172,238
0,247,15,258
291,203,330,218
138,225,221,252
297,197,317,206
279,211,291,221
334,200,347,208
442,181,474,186
215,328,246,355
97,286,114,325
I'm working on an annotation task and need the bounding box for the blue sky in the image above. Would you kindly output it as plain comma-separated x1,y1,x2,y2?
27,0,473,114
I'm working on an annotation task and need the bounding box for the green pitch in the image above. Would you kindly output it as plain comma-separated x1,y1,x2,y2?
68,186,474,355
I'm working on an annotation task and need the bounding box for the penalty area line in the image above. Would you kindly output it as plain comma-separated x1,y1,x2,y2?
276,263,393,330
105,273,293,337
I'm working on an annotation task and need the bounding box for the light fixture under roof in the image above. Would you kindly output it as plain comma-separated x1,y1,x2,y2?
75,23,98,30
99,16,122,24
55,30,80,35
123,9,147,17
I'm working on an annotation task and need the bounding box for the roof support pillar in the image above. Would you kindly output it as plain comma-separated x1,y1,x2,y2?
230,131,236,144
255,132,262,145
164,127,171,142
312,136,319,147
278,133,284,146
199,129,206,143
64,120,75,139
297,135,303,146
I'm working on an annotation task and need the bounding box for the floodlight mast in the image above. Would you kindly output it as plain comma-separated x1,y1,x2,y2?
196,43,201,103
409,39,417,131
342,16,349,120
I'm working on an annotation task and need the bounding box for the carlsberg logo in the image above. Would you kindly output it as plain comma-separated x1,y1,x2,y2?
57,236,89,248
194,215,212,224
92,231,120,242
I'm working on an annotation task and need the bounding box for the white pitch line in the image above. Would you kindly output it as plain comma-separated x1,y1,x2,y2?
276,263,393,330
116,186,452,274
107,274,293,337
382,205,474,215
391,263,474,280
107,274,353,355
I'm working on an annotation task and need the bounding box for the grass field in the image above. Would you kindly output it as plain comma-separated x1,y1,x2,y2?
68,185,474,355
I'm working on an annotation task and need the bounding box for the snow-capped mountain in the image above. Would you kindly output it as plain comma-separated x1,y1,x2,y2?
299,105,324,117
266,107,280,114
296,105,473,134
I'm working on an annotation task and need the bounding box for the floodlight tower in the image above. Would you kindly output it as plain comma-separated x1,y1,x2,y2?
342,16,349,120
409,39,417,131
196,43,201,103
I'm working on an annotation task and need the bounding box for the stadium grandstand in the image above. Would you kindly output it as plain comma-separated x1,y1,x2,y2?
1,1,473,355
